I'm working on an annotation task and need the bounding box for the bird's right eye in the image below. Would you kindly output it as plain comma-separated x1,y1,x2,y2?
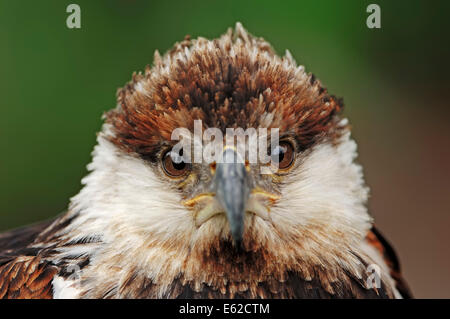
162,149,190,178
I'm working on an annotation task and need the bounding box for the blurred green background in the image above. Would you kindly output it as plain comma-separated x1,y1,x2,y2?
0,0,449,298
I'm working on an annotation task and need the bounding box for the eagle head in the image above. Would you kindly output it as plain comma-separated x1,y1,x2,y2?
68,23,373,296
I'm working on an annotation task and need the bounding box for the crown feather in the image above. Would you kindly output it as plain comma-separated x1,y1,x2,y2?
106,23,344,160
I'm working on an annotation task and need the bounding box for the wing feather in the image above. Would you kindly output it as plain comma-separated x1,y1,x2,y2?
366,226,412,298
0,220,60,299
0,256,58,299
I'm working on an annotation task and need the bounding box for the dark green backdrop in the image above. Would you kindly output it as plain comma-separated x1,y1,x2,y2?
1,0,449,297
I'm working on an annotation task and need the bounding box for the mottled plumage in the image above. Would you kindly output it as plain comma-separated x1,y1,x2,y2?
0,23,411,299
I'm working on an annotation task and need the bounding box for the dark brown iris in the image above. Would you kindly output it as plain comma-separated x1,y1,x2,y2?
162,149,190,177
271,141,295,170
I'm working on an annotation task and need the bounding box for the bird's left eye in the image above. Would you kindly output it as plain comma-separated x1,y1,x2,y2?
162,149,190,178
270,141,295,170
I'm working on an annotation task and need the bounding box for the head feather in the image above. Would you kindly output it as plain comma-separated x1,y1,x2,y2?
106,23,344,161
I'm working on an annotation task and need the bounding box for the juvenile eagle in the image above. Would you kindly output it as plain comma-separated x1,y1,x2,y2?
0,23,411,299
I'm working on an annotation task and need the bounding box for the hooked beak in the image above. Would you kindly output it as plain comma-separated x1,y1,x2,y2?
214,148,250,246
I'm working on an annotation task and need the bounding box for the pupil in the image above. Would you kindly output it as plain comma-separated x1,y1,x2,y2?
172,160,186,170
169,148,184,165
272,145,286,163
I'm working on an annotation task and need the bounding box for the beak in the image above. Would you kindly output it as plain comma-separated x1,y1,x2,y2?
214,148,250,246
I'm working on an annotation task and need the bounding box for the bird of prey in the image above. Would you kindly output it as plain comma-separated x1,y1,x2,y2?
0,23,411,299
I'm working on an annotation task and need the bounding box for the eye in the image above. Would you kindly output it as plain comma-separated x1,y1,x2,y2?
270,141,295,170
162,149,190,178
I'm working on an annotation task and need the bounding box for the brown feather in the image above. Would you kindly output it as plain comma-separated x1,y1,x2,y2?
0,256,58,299
105,27,345,161
366,226,413,298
